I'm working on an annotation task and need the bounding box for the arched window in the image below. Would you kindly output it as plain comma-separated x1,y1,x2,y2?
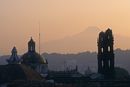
108,35,110,39
101,48,104,53
101,37,103,42
108,46,111,52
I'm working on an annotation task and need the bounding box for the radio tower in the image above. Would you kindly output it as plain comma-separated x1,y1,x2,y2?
39,21,41,55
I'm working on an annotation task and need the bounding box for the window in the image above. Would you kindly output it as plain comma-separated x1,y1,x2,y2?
101,48,103,53
108,46,111,52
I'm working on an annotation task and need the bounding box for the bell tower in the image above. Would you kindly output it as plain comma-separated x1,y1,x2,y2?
97,28,115,78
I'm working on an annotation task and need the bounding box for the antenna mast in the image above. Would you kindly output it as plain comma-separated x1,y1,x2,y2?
39,21,41,54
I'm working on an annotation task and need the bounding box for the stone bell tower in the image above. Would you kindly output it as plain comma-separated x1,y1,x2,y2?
97,28,115,78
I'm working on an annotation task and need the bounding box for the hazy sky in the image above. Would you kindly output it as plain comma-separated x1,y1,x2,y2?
0,0,130,54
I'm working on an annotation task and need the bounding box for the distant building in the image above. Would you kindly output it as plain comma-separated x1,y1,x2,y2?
7,46,20,64
48,65,82,79
85,66,93,76
21,37,48,77
97,28,115,78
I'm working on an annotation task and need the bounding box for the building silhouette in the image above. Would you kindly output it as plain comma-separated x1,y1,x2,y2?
7,46,20,64
97,28,115,78
21,37,48,77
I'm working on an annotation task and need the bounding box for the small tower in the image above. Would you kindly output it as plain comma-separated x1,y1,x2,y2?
97,28,115,78
7,46,20,64
28,37,35,52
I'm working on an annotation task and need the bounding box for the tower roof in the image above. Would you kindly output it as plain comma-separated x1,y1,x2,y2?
99,31,105,37
7,46,20,64
12,46,17,53
28,37,35,44
106,28,112,33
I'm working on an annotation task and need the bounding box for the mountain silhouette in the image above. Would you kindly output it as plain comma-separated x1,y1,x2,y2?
42,26,130,53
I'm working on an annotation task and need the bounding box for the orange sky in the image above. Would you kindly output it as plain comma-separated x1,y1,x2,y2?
0,0,130,54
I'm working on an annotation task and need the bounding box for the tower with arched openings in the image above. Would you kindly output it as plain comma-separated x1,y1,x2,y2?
97,28,115,78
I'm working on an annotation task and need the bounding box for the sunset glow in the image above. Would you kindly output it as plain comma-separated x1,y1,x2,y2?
0,0,130,54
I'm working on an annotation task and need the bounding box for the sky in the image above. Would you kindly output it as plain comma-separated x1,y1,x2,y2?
0,0,130,55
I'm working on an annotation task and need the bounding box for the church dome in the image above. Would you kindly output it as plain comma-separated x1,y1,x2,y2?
7,46,20,64
21,52,46,65
21,38,47,69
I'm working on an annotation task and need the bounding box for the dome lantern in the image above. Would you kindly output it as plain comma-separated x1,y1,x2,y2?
28,37,35,52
